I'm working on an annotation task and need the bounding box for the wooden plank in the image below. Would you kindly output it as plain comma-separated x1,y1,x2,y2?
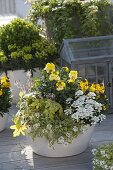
34,163,91,170
91,130,113,142
0,144,21,154
0,160,34,170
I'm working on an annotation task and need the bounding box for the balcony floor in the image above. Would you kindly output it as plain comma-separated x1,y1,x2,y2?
0,105,113,170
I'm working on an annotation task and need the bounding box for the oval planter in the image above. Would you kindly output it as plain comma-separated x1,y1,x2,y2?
27,125,95,157
0,114,8,132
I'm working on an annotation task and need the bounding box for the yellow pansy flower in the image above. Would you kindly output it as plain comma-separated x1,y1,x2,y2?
69,70,78,80
10,123,28,137
80,80,88,92
68,78,75,83
3,81,11,88
49,73,60,81
0,89,3,96
90,83,96,92
95,84,100,92
56,81,66,91
99,84,105,93
1,76,11,88
44,63,55,73
1,76,8,83
90,83,105,93
62,67,69,72
95,84,105,93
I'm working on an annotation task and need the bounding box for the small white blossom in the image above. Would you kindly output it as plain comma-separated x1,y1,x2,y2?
75,90,83,96
66,132,71,138
73,126,78,132
92,149,97,155
46,124,52,130
35,112,40,118
66,98,73,104
58,136,65,144
64,108,72,115
87,92,96,99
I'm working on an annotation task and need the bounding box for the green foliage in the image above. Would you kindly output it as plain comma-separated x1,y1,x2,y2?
14,91,82,145
28,0,113,48
81,2,100,36
28,0,82,47
93,143,113,170
0,18,57,72
81,0,113,36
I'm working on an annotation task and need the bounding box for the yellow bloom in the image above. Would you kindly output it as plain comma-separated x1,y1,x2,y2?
68,78,75,83
3,82,11,88
10,124,28,137
56,71,60,75
80,80,88,92
95,84,105,93
44,63,55,73
99,84,105,93
62,67,69,72
69,70,78,80
1,76,8,83
90,83,105,93
0,90,3,96
1,76,11,88
56,81,66,91
49,73,60,81
90,84,96,92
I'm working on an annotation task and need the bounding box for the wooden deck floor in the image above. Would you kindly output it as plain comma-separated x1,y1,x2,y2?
0,105,113,170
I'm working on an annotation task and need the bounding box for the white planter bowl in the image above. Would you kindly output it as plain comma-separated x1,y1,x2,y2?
7,70,28,103
1,69,40,103
27,125,95,157
0,114,8,132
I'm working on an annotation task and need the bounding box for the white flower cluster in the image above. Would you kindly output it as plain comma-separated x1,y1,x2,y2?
92,145,113,170
65,91,106,125
93,158,110,170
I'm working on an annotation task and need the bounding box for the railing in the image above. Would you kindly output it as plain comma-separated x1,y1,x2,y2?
0,0,16,15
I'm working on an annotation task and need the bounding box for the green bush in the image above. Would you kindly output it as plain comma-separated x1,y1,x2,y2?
0,18,57,72
81,0,113,37
28,0,113,48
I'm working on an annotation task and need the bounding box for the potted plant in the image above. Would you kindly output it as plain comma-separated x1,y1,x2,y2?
0,76,11,132
10,63,108,157
0,18,57,102
92,143,113,170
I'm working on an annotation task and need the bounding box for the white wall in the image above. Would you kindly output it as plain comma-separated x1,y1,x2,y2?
15,0,31,18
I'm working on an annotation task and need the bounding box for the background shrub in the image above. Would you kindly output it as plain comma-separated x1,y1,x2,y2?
0,18,57,72
28,0,113,48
